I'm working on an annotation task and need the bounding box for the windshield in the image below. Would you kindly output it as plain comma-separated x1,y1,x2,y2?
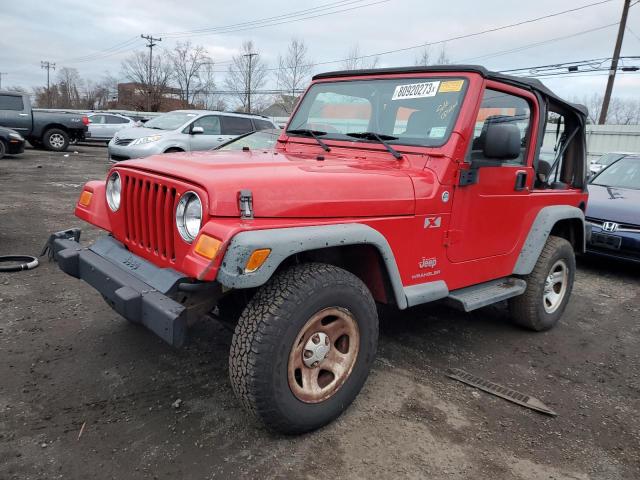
591,157,640,190
144,112,198,130
287,77,467,148
218,129,280,151
596,152,626,166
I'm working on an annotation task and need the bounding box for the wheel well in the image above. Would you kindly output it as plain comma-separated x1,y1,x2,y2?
164,147,184,153
276,245,396,305
550,218,585,253
43,124,69,134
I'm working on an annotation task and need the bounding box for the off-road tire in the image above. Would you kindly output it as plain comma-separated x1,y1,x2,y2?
43,128,69,152
229,262,378,434
0,140,6,159
509,235,575,331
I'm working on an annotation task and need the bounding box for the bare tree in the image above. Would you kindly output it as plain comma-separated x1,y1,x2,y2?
57,67,82,108
192,64,226,110
224,41,268,113
341,44,379,70
435,44,451,65
169,41,212,107
121,50,173,111
415,45,431,66
276,39,313,113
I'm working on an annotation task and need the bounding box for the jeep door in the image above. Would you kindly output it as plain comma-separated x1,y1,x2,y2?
0,94,31,134
447,83,537,263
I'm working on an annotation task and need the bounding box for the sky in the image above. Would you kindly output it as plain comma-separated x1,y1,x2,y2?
0,0,638,103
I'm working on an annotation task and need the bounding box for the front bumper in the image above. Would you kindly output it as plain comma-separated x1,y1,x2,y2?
8,140,25,154
45,229,195,346
585,223,640,263
107,141,164,161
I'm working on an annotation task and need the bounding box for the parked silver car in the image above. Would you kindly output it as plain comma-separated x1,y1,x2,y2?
108,110,276,161
590,152,636,174
87,113,136,142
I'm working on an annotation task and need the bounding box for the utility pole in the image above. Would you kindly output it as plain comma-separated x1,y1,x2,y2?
243,52,258,113
0,72,7,90
141,34,162,111
599,0,630,125
41,61,56,108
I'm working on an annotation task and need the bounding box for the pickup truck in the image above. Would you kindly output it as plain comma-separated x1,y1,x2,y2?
0,91,89,151
46,65,588,434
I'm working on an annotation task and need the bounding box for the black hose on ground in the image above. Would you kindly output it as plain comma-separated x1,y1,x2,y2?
0,255,39,272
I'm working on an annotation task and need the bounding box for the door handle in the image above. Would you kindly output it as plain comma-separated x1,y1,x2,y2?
514,171,528,191
19,113,29,116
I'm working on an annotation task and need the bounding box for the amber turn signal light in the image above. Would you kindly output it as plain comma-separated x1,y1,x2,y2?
245,248,271,273
194,234,222,260
79,190,93,207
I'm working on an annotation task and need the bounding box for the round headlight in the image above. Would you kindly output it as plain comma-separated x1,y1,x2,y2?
176,192,202,243
106,171,121,212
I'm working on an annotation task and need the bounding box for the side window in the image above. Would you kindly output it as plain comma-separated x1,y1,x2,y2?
105,115,129,124
221,116,253,135
253,119,274,131
192,115,221,135
0,95,25,111
470,89,531,165
89,115,105,124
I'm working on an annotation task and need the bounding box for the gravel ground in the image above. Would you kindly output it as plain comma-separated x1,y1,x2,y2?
0,145,639,480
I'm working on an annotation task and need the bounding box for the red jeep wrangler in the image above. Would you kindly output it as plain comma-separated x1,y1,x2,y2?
46,66,588,434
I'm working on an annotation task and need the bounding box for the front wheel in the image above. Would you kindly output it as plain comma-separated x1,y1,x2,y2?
0,140,5,159
229,262,378,434
509,235,575,331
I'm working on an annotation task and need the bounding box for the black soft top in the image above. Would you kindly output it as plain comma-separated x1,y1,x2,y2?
312,65,588,118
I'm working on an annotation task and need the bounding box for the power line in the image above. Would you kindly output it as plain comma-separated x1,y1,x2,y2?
203,0,618,75
159,0,375,38
458,23,619,63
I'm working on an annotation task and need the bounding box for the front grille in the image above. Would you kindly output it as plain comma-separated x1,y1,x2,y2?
114,138,133,146
121,174,177,260
586,217,640,233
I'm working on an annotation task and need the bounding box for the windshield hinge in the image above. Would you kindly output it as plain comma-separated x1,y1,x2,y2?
238,189,254,219
458,168,478,186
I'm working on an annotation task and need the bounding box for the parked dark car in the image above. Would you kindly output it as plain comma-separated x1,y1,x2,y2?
215,128,280,151
0,126,25,159
586,155,640,263
0,91,89,152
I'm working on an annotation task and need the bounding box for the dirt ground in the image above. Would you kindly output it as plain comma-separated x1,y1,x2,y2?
0,145,639,480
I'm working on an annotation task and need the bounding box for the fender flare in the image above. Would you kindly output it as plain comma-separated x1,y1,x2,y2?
216,223,443,309
512,205,585,275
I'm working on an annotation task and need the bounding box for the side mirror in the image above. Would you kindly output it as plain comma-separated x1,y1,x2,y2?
191,126,204,135
482,123,521,160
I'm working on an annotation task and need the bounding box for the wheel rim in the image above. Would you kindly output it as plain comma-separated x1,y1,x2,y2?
543,259,569,314
288,307,360,404
50,133,65,149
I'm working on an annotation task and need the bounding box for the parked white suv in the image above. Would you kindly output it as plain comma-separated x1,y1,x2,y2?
108,110,276,161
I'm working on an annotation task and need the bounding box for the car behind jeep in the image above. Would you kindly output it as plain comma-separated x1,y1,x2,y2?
46,66,588,434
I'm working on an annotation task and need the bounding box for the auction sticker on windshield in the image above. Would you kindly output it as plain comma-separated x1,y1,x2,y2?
392,81,440,100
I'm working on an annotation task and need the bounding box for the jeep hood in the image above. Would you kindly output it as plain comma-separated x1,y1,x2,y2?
119,149,422,217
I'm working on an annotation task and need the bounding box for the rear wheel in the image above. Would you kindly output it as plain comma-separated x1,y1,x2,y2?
0,140,6,159
229,262,378,434
509,236,575,331
43,128,69,152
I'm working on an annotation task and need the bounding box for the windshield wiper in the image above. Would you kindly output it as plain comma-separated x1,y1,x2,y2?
287,129,331,152
345,132,402,159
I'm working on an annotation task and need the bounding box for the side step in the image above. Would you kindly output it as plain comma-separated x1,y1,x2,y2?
447,277,527,312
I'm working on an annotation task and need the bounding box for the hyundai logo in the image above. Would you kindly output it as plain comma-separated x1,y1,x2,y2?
602,222,619,232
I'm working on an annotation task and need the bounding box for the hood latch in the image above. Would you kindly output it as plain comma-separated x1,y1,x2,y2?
238,189,254,219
